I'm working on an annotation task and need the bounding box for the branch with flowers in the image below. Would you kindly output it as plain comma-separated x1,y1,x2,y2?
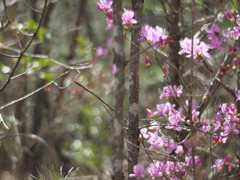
97,0,240,179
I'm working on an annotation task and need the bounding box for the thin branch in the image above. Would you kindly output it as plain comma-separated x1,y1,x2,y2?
24,2,43,14
0,70,71,110
1,46,92,70
74,81,114,112
0,52,19,58
2,0,12,23
0,0,49,93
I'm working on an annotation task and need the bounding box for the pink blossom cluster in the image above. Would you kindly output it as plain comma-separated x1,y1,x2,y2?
178,37,211,59
206,23,224,50
211,103,240,143
97,0,137,30
179,13,240,60
130,160,188,179
139,25,170,49
223,12,240,41
211,155,239,174
135,84,240,178
158,85,183,99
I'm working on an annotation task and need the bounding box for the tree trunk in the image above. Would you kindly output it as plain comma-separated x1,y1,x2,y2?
127,0,143,179
112,0,125,179
165,0,181,108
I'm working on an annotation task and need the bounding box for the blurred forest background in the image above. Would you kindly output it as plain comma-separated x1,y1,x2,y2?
0,0,239,179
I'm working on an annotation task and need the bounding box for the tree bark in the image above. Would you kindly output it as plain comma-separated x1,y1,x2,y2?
127,0,143,179
112,0,125,179
165,0,181,108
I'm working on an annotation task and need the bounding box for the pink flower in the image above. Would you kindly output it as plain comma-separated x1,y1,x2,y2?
165,139,178,154
106,38,113,47
106,19,114,30
179,37,211,59
95,47,109,56
236,15,240,26
145,56,150,67
197,41,211,58
158,85,183,99
129,164,145,178
139,128,150,139
212,159,224,172
206,23,224,50
165,114,183,131
162,66,167,74
146,108,154,117
97,0,112,11
148,161,163,179
225,155,231,165
233,58,238,69
185,156,201,167
155,102,175,116
175,145,184,156
111,64,116,74
140,25,169,49
235,90,240,101
220,121,239,137
224,12,235,21
148,131,161,150
122,10,137,26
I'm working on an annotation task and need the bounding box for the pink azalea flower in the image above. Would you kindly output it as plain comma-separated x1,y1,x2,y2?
97,0,112,11
129,164,145,178
224,12,235,21
236,15,240,26
106,38,113,47
206,23,224,50
148,161,163,179
158,85,183,99
154,102,176,116
165,114,183,131
165,139,178,154
235,90,240,101
140,128,150,139
233,58,238,69
145,56,150,67
220,121,239,137
140,25,169,48
148,131,161,150
111,64,116,74
146,108,154,117
197,41,211,58
106,19,114,30
225,155,231,165
212,159,224,172
185,156,201,167
95,47,109,56
122,9,137,26
175,145,184,156
179,37,211,59
149,121,160,131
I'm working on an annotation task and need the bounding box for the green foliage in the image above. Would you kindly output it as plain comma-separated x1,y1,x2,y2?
26,19,50,42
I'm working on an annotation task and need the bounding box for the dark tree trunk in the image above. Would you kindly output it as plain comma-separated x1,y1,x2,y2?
127,0,143,179
165,0,181,108
112,0,125,179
